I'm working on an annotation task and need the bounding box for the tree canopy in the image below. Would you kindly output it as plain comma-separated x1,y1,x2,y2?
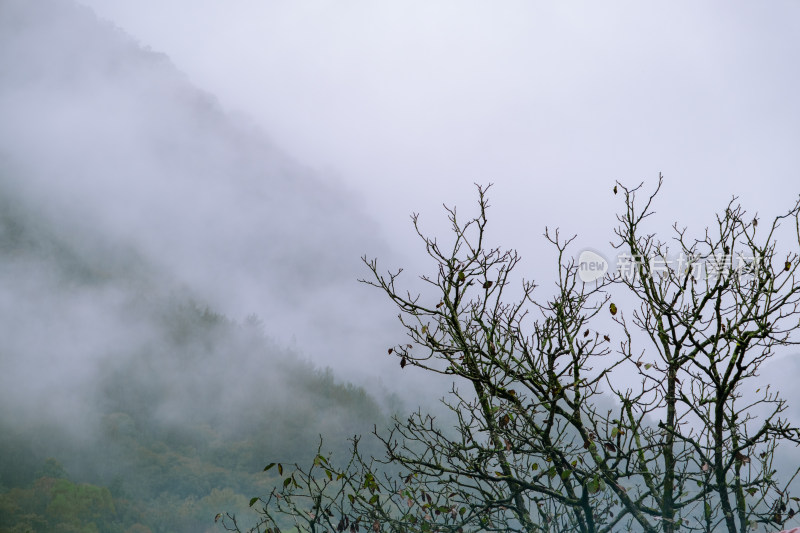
229,178,800,533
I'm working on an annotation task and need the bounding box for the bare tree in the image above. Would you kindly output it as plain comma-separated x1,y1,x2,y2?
223,177,800,533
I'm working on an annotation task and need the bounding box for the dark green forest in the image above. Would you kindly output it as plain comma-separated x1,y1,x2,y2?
0,188,391,533
0,356,386,533
0,325,387,533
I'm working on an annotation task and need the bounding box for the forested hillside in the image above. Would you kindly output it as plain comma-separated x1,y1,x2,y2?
0,177,390,533
0,1,397,532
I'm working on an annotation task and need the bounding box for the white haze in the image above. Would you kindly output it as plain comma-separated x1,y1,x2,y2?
69,0,800,393
70,0,800,409
74,0,800,260
0,0,409,394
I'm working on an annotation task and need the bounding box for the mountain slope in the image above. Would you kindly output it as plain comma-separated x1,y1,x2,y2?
0,1,398,531
0,0,397,371
0,144,389,531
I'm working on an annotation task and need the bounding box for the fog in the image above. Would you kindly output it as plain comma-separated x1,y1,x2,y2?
68,0,800,376
0,0,409,382
1,0,800,530
72,0,800,257
65,0,800,407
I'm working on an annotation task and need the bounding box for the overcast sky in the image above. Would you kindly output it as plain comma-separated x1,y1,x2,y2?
72,0,800,266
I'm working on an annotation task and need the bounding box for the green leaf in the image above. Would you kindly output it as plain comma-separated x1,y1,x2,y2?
249,497,259,507
369,494,380,505
264,463,276,472
278,463,283,476
458,271,466,282
348,494,355,505
610,427,619,438
283,477,292,488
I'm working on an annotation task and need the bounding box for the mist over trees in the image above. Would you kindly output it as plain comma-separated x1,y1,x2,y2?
0,166,392,532
0,0,398,379
0,1,399,532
